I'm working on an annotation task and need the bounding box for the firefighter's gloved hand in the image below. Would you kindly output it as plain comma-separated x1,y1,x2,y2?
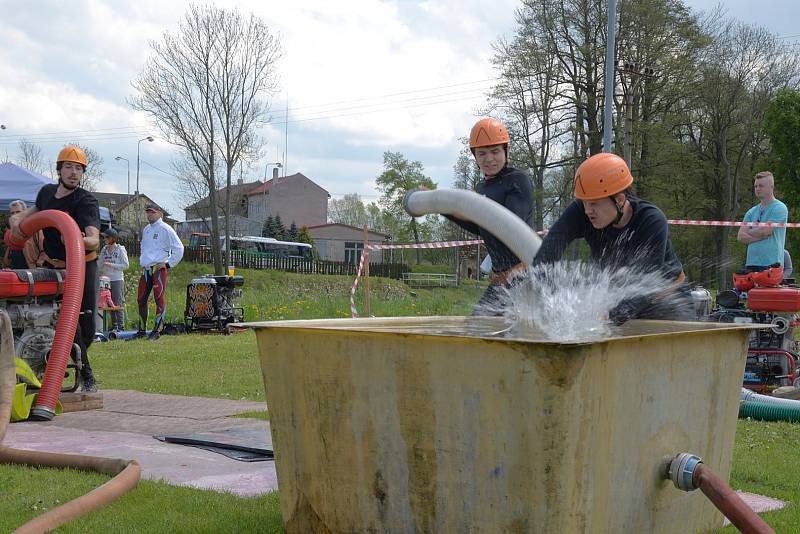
608,298,640,326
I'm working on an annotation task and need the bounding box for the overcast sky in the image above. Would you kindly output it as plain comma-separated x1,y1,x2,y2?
0,0,797,221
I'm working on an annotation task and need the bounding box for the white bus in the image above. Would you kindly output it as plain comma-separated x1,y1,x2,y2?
221,235,313,260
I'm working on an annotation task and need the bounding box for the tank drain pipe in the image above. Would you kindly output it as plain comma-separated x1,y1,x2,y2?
403,188,542,264
667,453,774,534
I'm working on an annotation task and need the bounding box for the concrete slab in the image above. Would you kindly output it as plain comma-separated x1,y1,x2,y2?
4,389,277,497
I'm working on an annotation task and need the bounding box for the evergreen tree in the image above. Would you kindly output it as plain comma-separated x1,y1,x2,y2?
298,225,317,260
289,221,299,241
262,215,275,238
274,215,286,240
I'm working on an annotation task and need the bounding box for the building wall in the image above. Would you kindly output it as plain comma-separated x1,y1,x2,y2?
308,225,387,263
116,196,154,236
247,174,328,228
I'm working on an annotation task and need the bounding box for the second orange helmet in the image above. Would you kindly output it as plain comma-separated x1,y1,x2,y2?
574,153,633,200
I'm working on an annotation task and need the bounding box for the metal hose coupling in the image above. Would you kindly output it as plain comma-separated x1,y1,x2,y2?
668,452,703,491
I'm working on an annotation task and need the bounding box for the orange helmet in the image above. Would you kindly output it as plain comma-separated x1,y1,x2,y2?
469,118,510,149
57,145,88,167
574,153,633,200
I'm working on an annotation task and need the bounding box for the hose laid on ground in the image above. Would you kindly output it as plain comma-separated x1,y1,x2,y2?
739,388,800,422
403,188,542,264
5,210,86,421
668,453,774,534
739,401,800,423
1,312,141,533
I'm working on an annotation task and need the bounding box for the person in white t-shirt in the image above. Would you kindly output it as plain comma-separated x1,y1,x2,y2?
137,204,184,340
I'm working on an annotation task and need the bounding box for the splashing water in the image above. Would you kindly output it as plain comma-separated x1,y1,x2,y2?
475,261,693,342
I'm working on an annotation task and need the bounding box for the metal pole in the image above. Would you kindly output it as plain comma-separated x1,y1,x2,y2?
603,0,618,153
624,89,633,168
136,136,153,195
136,142,141,196
115,156,130,196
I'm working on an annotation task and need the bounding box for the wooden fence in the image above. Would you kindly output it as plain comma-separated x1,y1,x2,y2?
120,240,407,279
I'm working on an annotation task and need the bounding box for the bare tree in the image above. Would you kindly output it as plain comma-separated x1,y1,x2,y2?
16,139,45,174
130,4,282,274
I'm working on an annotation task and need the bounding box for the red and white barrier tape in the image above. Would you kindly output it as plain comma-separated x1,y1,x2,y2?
348,218,800,317
349,239,486,318
668,219,800,228
365,239,484,250
349,252,366,318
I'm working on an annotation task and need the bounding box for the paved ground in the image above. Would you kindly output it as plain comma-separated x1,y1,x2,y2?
3,390,278,497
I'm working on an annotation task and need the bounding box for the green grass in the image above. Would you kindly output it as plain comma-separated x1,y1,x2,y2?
716,419,800,532
90,331,265,400
4,265,800,532
118,259,481,329
0,466,283,534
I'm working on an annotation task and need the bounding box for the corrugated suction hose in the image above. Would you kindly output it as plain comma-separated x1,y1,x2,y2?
739,387,800,422
5,210,86,420
403,188,542,263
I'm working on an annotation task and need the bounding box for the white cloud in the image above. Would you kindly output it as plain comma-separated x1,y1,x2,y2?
19,0,798,220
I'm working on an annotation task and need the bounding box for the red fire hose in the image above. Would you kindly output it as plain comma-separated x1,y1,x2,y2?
5,210,85,420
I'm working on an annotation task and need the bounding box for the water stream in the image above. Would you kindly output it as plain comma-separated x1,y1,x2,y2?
474,261,694,343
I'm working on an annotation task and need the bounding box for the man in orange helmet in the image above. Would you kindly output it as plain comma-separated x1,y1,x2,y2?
446,117,533,313
10,145,101,392
533,152,689,324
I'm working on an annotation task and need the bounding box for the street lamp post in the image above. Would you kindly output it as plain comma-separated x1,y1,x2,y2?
136,136,154,196
115,156,130,196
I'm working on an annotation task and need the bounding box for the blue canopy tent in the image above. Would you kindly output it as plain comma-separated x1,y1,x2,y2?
0,162,52,212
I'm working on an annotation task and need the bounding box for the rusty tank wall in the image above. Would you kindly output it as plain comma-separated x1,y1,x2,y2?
250,317,752,533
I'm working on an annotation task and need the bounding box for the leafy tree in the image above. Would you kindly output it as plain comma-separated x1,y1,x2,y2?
298,225,314,246
328,193,368,227
375,151,436,264
764,89,800,253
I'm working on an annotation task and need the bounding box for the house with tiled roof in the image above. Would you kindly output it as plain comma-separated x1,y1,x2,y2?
177,171,329,239
93,192,174,237
307,223,390,263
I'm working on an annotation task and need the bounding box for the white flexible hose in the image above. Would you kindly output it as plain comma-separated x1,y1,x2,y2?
403,188,542,264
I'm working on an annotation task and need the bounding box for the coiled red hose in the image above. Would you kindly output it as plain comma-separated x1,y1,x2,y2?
6,210,85,420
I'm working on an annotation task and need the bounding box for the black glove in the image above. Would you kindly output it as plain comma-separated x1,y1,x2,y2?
608,296,647,326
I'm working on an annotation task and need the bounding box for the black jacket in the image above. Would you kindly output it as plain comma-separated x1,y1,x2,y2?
533,196,683,280
447,165,533,273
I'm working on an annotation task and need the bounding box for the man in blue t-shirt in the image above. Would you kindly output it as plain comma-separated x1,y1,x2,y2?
737,171,788,271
